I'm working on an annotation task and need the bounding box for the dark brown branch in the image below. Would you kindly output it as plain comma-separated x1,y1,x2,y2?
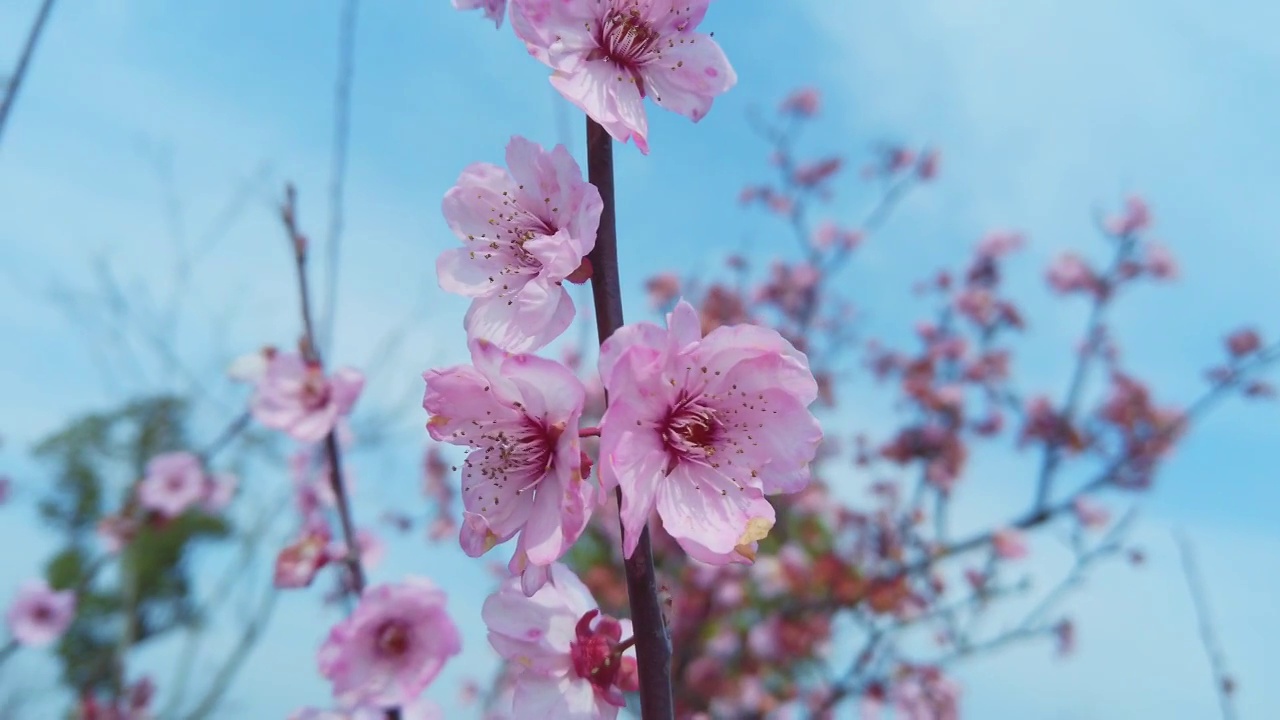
1175,532,1238,720
584,117,674,720
0,0,57,147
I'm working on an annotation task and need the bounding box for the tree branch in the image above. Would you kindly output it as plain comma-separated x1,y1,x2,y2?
584,117,674,720
1175,531,1237,720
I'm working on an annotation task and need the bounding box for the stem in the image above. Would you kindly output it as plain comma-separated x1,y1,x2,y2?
0,0,57,148
1176,532,1237,720
584,117,674,720
0,639,18,671
320,0,360,355
1033,237,1134,509
280,186,396,720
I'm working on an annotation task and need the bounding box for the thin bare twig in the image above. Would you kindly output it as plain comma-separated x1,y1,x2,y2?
320,0,360,356
280,185,397,720
0,0,57,148
1175,532,1238,720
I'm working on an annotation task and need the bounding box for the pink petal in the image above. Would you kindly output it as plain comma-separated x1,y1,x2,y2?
643,33,736,123
655,463,775,560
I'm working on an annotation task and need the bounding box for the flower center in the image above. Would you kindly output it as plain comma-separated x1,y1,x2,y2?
301,370,331,410
599,7,661,68
471,418,562,501
32,604,54,623
570,610,625,700
661,395,722,472
375,620,411,659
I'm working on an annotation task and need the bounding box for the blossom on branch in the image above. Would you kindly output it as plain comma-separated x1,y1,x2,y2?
5,578,75,648
439,136,601,352
597,300,822,563
318,578,461,709
452,0,506,27
509,0,736,153
251,351,364,443
424,339,593,595
136,451,206,518
483,563,637,720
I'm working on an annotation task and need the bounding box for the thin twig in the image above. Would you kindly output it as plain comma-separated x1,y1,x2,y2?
320,0,360,356
0,0,57,148
280,185,397,720
1175,531,1238,720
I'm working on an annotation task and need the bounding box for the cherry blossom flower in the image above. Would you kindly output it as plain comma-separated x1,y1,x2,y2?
227,347,274,383
452,0,505,27
1107,195,1151,236
251,351,364,443
779,87,821,117
991,528,1028,560
0,474,9,504
136,451,206,518
1046,253,1098,295
597,300,822,563
424,339,592,594
318,578,461,709
483,563,637,720
1071,496,1110,530
438,136,602,352
1226,328,1262,358
6,579,75,647
274,529,332,589
1143,241,1178,279
509,0,737,154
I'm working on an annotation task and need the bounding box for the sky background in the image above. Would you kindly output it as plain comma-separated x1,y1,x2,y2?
1,0,1278,718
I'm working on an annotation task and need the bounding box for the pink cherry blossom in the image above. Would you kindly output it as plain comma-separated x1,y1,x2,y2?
991,528,1028,560
597,299,822,563
438,136,602,352
227,347,273,383
779,87,821,117
509,0,737,154
318,578,461,709
424,339,593,595
6,578,75,647
1071,496,1110,530
452,0,505,27
136,451,206,518
1143,241,1178,279
251,351,364,443
1046,253,1098,295
274,529,332,589
483,563,637,720
1226,328,1262,358
1107,194,1151,236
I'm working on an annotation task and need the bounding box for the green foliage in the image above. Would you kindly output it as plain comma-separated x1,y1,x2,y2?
30,395,235,699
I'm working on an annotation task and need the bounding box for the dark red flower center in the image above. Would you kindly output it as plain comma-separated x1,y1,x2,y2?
570,610,629,704
375,619,411,659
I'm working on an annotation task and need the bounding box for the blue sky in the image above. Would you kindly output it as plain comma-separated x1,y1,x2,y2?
1,0,1278,718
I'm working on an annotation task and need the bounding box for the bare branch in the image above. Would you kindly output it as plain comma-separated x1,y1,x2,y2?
1175,531,1238,720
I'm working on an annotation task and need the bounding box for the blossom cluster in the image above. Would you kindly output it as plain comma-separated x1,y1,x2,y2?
423,2,824,716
